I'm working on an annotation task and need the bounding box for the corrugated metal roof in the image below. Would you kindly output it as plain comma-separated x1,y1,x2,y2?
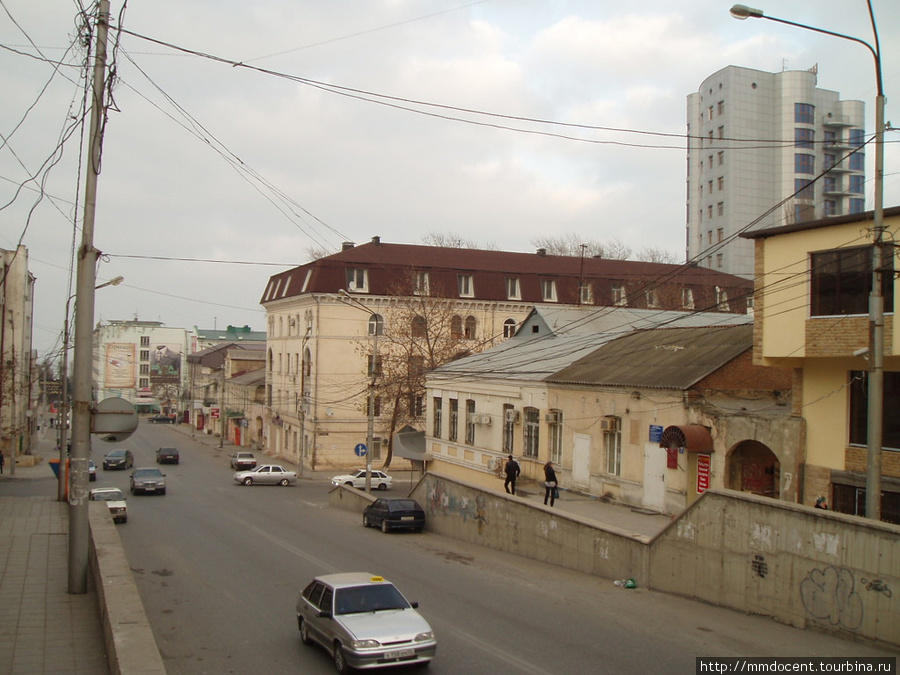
548,324,753,389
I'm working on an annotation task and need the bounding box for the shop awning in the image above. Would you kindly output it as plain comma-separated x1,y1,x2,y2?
659,424,713,453
392,427,432,462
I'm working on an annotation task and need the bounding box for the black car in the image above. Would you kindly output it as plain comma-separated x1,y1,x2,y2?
102,448,134,470
363,498,426,533
156,447,179,464
148,414,176,424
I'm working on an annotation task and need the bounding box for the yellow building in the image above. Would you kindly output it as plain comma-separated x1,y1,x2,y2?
743,206,900,522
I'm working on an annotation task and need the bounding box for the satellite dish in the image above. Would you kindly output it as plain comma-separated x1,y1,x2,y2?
92,397,139,443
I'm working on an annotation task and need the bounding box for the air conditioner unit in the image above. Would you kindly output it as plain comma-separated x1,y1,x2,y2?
505,409,520,424
477,413,492,425
545,411,561,424
601,417,619,432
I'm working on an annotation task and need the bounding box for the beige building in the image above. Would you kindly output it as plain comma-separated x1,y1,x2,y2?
260,238,752,471
743,206,900,523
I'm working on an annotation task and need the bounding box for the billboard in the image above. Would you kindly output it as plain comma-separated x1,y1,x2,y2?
150,343,182,382
105,343,136,388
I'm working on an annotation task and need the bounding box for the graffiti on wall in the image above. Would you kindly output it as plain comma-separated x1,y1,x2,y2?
428,483,488,534
800,566,863,630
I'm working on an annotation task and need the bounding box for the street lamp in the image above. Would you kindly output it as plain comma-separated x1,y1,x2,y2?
338,289,379,494
57,275,124,501
731,4,886,520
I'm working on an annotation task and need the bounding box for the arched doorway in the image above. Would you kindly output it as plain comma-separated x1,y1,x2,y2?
726,440,780,498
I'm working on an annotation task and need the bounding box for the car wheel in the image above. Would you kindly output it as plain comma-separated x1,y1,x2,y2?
344,481,353,487
279,478,289,486
243,477,253,486
333,643,348,674
121,517,127,524
381,520,390,533
377,483,388,491
160,488,166,495
298,617,312,645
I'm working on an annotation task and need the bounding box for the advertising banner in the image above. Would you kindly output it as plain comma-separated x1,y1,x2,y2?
105,343,136,388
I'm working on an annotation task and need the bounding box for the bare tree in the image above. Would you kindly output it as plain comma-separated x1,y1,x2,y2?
421,232,498,250
530,234,634,260
305,245,334,261
637,246,677,264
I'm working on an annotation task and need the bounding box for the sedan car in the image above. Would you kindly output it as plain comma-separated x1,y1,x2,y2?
296,572,436,673
89,487,127,524
156,447,180,464
363,498,426,533
230,451,257,470
130,467,166,495
233,464,297,486
102,448,134,470
148,414,176,423
331,469,393,491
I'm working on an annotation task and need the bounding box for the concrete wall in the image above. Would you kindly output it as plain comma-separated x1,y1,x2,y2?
650,489,899,648
89,502,166,675
334,473,898,649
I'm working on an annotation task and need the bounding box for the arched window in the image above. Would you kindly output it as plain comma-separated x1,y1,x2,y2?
450,315,463,340
464,316,477,340
368,313,384,336
411,315,427,338
503,318,516,338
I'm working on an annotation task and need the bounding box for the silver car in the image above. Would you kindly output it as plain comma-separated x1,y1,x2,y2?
130,467,166,495
233,464,297,486
296,572,436,673
90,487,127,524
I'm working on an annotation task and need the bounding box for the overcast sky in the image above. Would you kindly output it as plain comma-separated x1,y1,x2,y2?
2,0,898,361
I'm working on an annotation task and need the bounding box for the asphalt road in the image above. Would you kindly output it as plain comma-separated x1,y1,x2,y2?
96,423,891,675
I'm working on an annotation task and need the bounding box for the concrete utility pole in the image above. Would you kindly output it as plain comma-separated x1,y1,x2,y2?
69,0,110,594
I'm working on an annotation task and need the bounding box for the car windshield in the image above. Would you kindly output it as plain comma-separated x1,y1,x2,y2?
388,500,420,512
108,450,126,457
134,469,162,477
92,490,124,501
334,584,410,615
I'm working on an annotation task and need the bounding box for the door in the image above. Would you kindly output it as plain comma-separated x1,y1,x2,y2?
572,434,591,489
642,442,666,512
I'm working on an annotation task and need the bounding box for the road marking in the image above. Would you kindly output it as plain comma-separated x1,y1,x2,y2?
228,516,338,572
439,624,557,675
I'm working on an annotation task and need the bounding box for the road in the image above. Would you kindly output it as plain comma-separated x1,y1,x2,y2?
100,423,890,674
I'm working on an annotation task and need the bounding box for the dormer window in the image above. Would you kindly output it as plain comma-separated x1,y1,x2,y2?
457,274,474,298
506,277,521,300
346,268,368,293
413,271,429,296
540,279,557,302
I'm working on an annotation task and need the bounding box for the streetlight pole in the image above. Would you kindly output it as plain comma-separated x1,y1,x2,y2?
57,275,123,501
731,4,885,520
338,289,378,493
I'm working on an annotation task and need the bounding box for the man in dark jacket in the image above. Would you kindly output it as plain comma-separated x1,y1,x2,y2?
504,455,521,495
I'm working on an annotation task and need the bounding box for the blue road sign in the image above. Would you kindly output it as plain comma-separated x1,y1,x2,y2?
355,443,367,457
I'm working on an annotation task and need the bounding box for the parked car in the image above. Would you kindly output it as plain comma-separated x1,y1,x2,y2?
331,469,393,491
233,464,297,486
102,448,134,470
156,447,180,464
230,451,257,470
148,414,176,423
130,467,166,495
89,460,97,482
296,572,436,673
363,498,426,533
89,487,127,524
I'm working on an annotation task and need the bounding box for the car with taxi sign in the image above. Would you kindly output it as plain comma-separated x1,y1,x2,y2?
296,572,436,673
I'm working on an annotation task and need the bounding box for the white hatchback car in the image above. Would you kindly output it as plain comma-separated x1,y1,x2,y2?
331,470,392,491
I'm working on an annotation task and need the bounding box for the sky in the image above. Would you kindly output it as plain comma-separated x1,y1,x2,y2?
2,0,898,363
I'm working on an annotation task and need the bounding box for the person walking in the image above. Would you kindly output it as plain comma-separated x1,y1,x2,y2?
543,461,558,507
503,455,521,495
0,450,5,474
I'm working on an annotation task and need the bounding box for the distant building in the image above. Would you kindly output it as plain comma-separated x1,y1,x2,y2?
191,324,266,353
687,65,866,278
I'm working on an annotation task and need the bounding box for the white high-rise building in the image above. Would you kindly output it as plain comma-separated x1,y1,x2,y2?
686,65,866,278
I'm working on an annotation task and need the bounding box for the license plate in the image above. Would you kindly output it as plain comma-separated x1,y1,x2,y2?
384,649,414,660
400,516,414,520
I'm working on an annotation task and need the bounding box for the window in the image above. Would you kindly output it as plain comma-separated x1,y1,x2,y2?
411,315,426,337
502,404,515,454
433,397,442,438
366,354,382,377
717,151,724,166
795,153,815,174
824,130,837,146
645,289,659,308
717,176,724,191
849,175,864,194
707,230,713,246
140,336,150,346
824,200,838,217
707,205,713,219
811,246,893,316
506,277,521,300
716,286,730,311
346,268,368,292
708,106,714,121
451,315,463,340
503,318,517,338
707,155,713,170
140,350,149,361
457,275,474,297
682,288,695,310
464,316,477,340
540,279,557,302
413,271,429,296
465,399,476,445
824,153,837,170
717,100,725,116
139,378,149,389
523,407,540,458
612,285,626,307
604,417,621,475
716,253,723,268
849,129,865,147
795,128,815,148
824,176,837,193
849,371,900,451
140,364,149,375
408,395,424,418
708,180,713,194
795,103,815,124
368,313,383,336
717,203,724,217
795,179,814,200
717,126,724,140
449,399,458,442
716,227,723,241
849,152,864,171
850,198,865,214
580,284,593,305
548,410,562,464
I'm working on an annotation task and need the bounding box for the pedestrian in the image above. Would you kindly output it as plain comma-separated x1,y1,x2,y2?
543,461,558,507
503,455,520,495
0,451,5,475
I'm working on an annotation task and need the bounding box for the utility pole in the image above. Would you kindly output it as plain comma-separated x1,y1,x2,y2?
69,0,110,594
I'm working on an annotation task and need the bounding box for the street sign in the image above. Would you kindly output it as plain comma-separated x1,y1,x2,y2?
211,408,220,419
355,443,367,457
